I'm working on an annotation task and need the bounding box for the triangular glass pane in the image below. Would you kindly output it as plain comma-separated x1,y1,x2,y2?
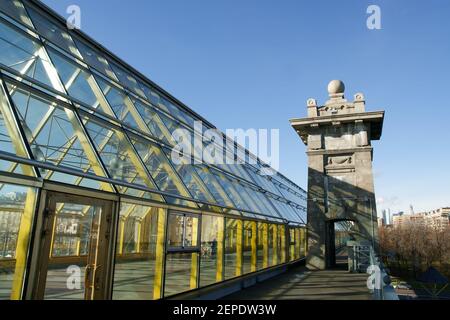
133,99,173,145
72,37,118,81
25,5,81,58
7,84,112,191
0,20,57,90
47,49,105,110
193,165,235,209
82,115,164,202
94,76,141,129
131,137,196,208
0,81,35,176
0,0,34,27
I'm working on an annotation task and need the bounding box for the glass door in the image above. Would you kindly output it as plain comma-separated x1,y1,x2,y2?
35,192,113,300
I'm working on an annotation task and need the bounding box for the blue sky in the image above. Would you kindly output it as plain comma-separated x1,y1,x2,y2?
42,0,450,215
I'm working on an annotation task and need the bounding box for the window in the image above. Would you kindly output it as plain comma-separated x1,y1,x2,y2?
200,214,223,287
112,203,164,300
167,212,199,249
164,212,200,297
0,183,37,300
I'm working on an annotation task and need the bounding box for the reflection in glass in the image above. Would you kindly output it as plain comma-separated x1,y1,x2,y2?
0,184,37,300
113,203,162,300
0,0,33,27
224,218,238,279
44,202,102,300
25,5,81,57
0,20,59,89
200,215,222,286
164,252,198,297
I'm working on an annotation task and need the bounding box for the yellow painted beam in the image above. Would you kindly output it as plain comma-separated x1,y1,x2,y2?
136,221,142,253
263,223,268,269
235,220,243,277
190,252,199,289
153,208,166,300
290,229,295,262
251,221,257,272
295,229,301,260
300,228,305,258
189,217,199,288
0,82,36,177
10,187,37,300
272,224,278,266
118,219,125,255
279,225,286,264
216,217,224,282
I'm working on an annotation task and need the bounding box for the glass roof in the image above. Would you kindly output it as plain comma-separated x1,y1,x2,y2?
0,0,307,224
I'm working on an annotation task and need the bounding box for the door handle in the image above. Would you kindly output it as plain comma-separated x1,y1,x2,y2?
85,264,93,289
93,265,102,290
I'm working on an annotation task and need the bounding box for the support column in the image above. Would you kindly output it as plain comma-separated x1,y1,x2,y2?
235,220,243,276
251,221,257,272
263,223,268,268
153,208,165,300
272,224,278,266
216,217,224,282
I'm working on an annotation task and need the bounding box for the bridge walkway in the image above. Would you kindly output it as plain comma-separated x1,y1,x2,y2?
223,251,372,300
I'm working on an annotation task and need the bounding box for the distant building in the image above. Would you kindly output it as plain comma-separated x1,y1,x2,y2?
392,207,450,230
377,217,385,227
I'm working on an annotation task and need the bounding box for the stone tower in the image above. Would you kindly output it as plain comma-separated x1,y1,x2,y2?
290,80,384,270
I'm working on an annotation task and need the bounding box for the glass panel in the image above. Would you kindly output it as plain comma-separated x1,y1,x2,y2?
0,83,35,176
7,84,112,190
109,62,146,98
0,184,37,300
47,49,109,112
200,214,222,287
113,203,162,300
131,137,196,208
25,5,81,57
213,171,249,212
82,115,163,202
169,162,214,204
0,0,33,28
132,98,173,145
0,20,59,89
167,214,183,247
193,165,233,208
184,215,198,247
44,200,103,300
164,252,198,297
73,37,118,80
257,222,265,270
224,218,237,279
289,228,295,262
242,221,253,275
94,75,141,128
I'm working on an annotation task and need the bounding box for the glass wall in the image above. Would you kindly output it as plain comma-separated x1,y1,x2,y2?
112,203,164,300
0,0,309,300
257,222,268,270
200,214,223,287
164,212,200,297
164,252,198,297
224,218,239,279
242,221,256,274
0,183,37,300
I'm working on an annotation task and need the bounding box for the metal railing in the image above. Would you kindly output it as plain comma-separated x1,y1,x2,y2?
348,241,399,300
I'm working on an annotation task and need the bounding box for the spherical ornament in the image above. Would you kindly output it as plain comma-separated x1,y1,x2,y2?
327,80,345,95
